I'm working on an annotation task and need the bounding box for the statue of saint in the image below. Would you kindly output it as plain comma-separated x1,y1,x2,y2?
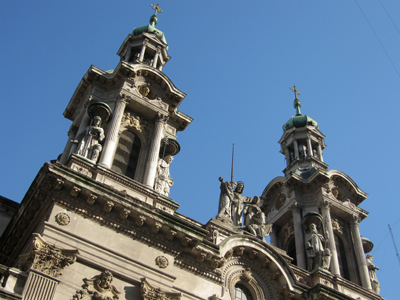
216,179,256,226
216,177,236,223
154,156,174,196
366,255,380,294
243,197,269,239
73,116,105,163
305,223,328,271
231,182,253,227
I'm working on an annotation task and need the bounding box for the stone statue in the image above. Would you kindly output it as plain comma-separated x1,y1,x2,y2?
216,177,236,223
243,197,269,239
73,116,105,163
154,156,174,196
231,182,253,227
366,254,380,294
305,223,328,271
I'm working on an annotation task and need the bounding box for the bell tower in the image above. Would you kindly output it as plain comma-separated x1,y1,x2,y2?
261,87,376,292
58,4,192,200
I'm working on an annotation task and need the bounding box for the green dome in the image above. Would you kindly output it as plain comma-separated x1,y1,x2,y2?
132,14,168,49
282,98,318,131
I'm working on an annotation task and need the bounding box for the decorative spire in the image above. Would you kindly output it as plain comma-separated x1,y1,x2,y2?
290,85,302,116
150,4,163,15
149,4,163,26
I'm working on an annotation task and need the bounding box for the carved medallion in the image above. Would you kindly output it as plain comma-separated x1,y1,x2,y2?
155,256,169,269
55,212,70,226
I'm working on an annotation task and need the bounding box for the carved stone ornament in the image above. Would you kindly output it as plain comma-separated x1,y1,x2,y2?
138,83,151,97
72,270,120,300
155,256,169,269
141,278,181,300
18,234,78,278
240,268,253,282
55,212,70,226
121,112,148,134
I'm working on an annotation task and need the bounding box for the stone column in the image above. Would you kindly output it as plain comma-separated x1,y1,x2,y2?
60,125,78,164
143,113,168,187
284,148,290,165
124,46,132,62
153,48,160,68
98,95,130,168
317,139,323,162
292,203,306,269
351,215,372,290
270,224,278,246
306,136,313,157
321,200,340,275
293,140,299,159
139,42,147,62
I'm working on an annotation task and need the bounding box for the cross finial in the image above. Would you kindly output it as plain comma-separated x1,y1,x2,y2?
290,85,301,100
151,4,163,15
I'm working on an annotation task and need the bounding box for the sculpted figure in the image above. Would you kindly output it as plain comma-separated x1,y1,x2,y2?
231,182,253,227
305,223,328,271
154,156,174,196
73,116,105,163
366,255,380,294
243,197,268,239
216,177,236,223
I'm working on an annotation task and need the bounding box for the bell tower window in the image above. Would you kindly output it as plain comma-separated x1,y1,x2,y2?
335,234,350,280
111,131,141,179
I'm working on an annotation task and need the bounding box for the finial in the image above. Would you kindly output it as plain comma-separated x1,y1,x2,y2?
290,85,301,100
290,85,302,115
150,4,163,15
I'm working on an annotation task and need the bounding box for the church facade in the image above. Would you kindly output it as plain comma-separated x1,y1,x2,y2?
0,6,384,300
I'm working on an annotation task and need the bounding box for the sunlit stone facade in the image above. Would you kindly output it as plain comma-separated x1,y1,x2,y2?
0,8,384,300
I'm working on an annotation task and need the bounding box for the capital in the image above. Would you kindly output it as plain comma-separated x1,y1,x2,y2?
117,93,131,104
156,112,169,123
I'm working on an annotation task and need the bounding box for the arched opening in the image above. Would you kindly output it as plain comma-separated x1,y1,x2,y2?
234,283,253,300
335,234,350,280
112,130,141,179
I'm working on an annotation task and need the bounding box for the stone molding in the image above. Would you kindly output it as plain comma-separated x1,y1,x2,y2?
18,234,78,279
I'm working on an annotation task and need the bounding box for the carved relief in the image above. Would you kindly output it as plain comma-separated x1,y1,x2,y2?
141,278,181,300
155,256,169,269
331,218,343,234
120,112,148,135
55,212,70,226
240,268,253,282
72,270,120,300
138,83,151,97
19,234,78,278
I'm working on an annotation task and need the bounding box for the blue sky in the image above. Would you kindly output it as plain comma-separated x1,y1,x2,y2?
1,1,400,298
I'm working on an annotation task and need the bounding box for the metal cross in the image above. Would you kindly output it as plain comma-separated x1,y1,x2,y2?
151,4,163,15
290,85,301,99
